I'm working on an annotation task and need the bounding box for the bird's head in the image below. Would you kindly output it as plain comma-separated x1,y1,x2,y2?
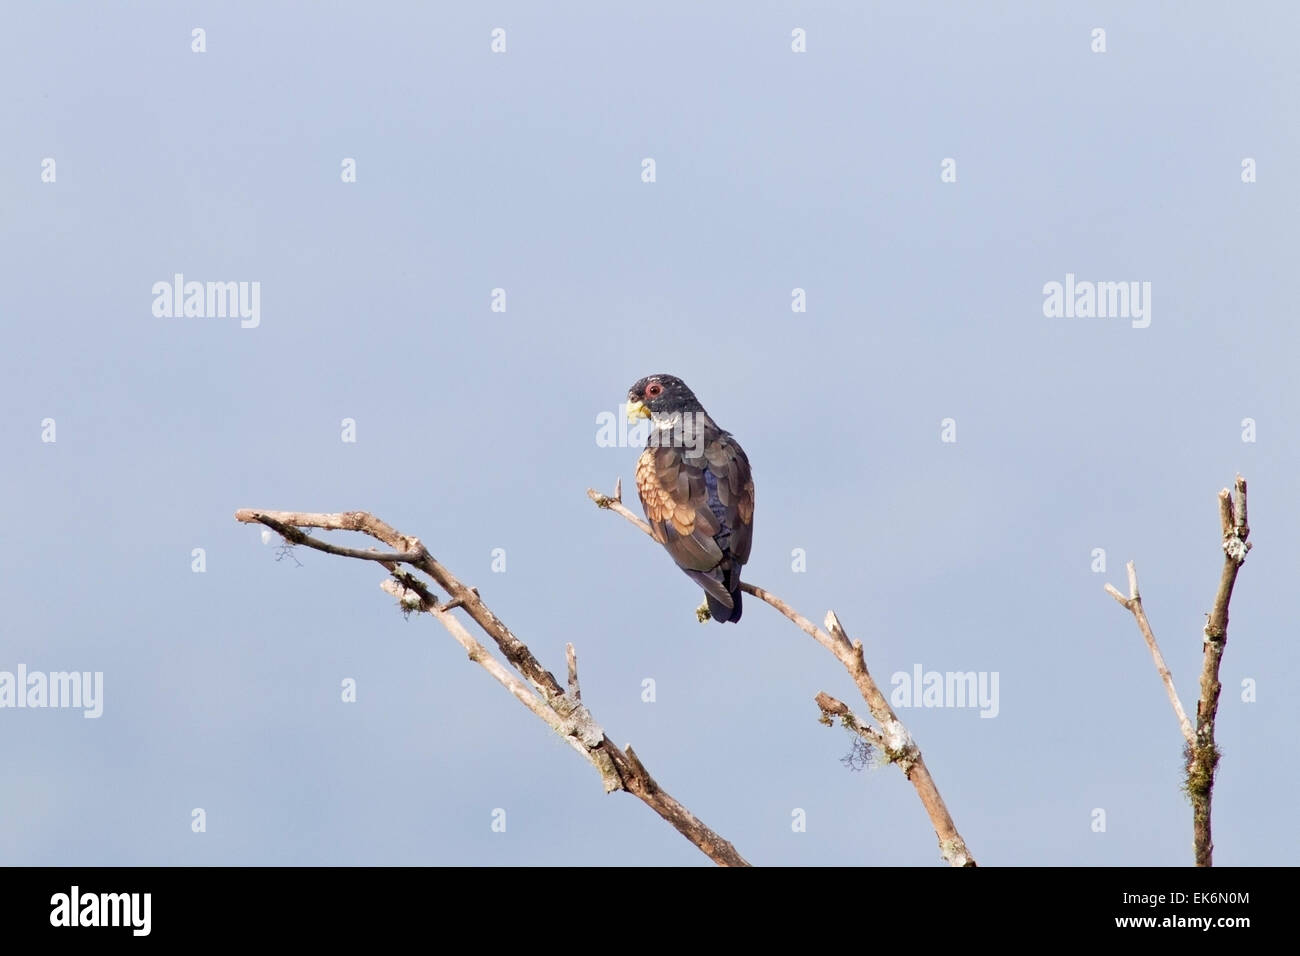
626,374,704,422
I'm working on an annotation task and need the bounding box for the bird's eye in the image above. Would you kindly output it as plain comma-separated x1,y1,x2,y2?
645,382,664,398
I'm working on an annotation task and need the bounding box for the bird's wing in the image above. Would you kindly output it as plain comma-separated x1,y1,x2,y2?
635,445,724,572
705,431,755,566
635,431,755,572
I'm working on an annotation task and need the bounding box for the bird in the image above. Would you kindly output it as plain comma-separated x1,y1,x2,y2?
626,374,754,623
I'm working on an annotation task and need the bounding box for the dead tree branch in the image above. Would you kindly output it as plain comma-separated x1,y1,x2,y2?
1192,476,1251,866
1104,475,1250,867
234,508,749,867
1105,563,1196,744
588,484,976,868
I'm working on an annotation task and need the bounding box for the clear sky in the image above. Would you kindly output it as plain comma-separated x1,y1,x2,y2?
2,2,1296,865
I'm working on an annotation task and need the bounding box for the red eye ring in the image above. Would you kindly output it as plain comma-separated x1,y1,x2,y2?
645,382,663,398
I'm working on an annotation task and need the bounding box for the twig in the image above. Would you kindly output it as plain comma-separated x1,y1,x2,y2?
1105,562,1195,744
235,508,748,867
566,642,581,701
253,514,427,563
588,480,651,535
588,487,976,867
814,692,886,750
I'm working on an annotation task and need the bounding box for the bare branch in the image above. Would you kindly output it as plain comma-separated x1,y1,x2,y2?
244,512,426,563
1102,475,1251,867
586,486,652,535
814,692,886,751
237,507,749,867
1191,475,1251,866
566,642,581,701
379,578,571,741
590,487,976,867
1104,561,1195,744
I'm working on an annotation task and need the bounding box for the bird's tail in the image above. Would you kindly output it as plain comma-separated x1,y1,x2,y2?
707,578,743,623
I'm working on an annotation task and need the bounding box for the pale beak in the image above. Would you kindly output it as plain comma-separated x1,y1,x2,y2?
626,399,651,422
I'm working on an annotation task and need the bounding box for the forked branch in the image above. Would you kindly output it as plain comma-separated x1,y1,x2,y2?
1104,475,1250,866
234,508,748,867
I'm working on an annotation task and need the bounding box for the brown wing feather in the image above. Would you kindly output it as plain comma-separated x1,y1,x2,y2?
636,446,724,571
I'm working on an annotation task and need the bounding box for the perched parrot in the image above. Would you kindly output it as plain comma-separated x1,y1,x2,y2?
626,374,755,623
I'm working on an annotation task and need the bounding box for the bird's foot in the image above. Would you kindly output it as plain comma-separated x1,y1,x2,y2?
695,601,712,623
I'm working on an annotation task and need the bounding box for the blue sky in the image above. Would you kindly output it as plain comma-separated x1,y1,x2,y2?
1,1,1296,865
